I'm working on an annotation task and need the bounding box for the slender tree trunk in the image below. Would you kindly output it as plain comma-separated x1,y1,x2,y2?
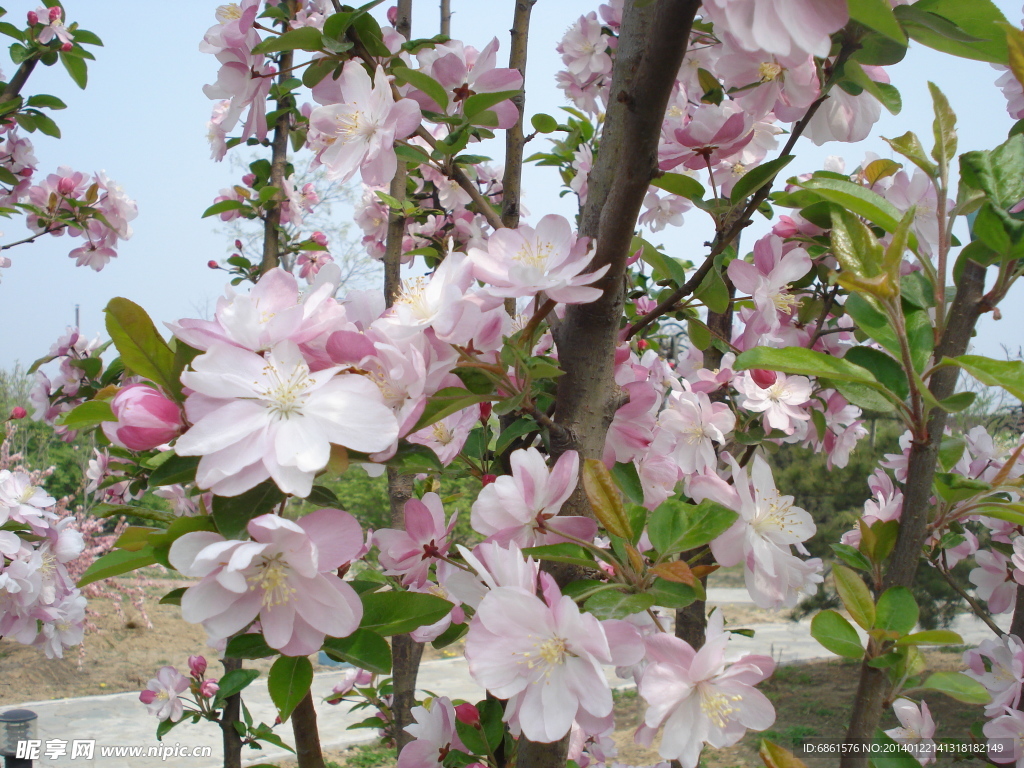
220,657,243,768
261,49,294,273
500,0,536,231
528,3,701,768
291,693,326,768
841,260,987,768
439,0,451,37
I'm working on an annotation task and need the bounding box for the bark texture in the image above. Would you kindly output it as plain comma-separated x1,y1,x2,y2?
261,49,294,273
291,692,327,768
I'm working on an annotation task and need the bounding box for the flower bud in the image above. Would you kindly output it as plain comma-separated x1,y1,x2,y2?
207,260,219,269
60,41,72,52
9,406,27,420
454,703,481,727
749,369,778,389
311,230,328,246
102,384,184,451
57,176,77,196
188,655,207,678
234,239,243,250
638,339,649,350
48,6,62,22
19,167,33,177
481,474,497,486
387,6,398,24
478,402,492,424
26,11,38,25
139,689,157,704
241,173,256,187
199,679,219,698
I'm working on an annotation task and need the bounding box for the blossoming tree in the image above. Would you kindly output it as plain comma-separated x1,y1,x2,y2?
13,1,1024,768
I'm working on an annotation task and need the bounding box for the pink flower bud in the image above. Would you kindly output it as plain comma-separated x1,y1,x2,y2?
311,230,328,246
139,689,157,704
188,655,207,678
242,173,256,186
638,339,649,350
57,176,77,196
387,6,398,24
9,406,27,420
48,6,62,22
750,369,778,389
207,260,219,269
102,384,184,451
626,246,643,266
455,703,481,727
60,41,72,52
234,239,243,250
26,11,38,25
199,679,219,698
482,474,497,486
478,402,492,423
19,167,33,177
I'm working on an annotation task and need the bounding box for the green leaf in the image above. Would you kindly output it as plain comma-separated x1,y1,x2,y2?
843,348,908,402
898,0,1009,64
938,437,967,471
875,586,918,635
306,485,341,507
215,668,261,706
56,399,115,429
831,543,873,572
252,26,325,54
148,454,200,487
810,610,864,659
869,730,926,768
463,89,520,120
582,458,633,540
390,443,443,475
225,633,277,659
393,66,449,111
212,480,287,539
104,298,181,398
937,391,976,413
72,29,104,47
268,655,314,722
849,0,907,43
730,155,794,203
322,629,391,675
158,587,186,606
843,61,902,114
651,172,705,201
695,267,729,313
971,503,1024,527
831,380,897,413
800,176,908,235
59,51,87,88
77,547,157,587
521,543,596,569
851,30,910,66
632,235,688,287
833,564,876,630
883,131,937,179
412,387,491,432
648,499,737,556
531,113,558,133
920,671,991,704
946,354,1024,400
830,207,894,298
359,591,452,636
202,199,247,218
612,461,645,506
895,629,964,647
928,82,957,168
735,347,878,384
649,578,700,609
495,418,538,456
585,590,655,620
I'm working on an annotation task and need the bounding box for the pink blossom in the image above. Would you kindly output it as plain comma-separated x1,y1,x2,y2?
101,383,183,451
728,234,811,341
970,550,1016,615
659,389,735,474
701,0,848,63
397,696,466,768
558,13,613,80
309,62,422,186
884,699,935,765
639,189,690,232
471,448,597,547
735,371,811,435
984,708,1024,766
660,102,754,171
467,214,609,304
327,667,374,702
374,492,456,587
637,611,775,767
188,654,207,678
296,251,335,282
139,666,190,722
995,64,1024,120
169,509,366,656
964,635,1024,717
444,541,540,610
465,584,614,742
805,68,886,145
174,341,398,497
716,44,820,121
406,406,478,466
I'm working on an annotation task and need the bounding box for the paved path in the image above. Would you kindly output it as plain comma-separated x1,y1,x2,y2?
3,589,1008,768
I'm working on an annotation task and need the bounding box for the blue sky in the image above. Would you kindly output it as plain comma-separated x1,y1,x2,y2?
0,0,1021,370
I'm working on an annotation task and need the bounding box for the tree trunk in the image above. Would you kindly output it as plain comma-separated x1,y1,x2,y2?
291,692,327,768
219,657,243,768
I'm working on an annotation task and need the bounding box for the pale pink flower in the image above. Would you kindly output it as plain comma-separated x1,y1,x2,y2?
139,666,190,722
716,44,820,121
327,667,374,702
309,62,422,186
397,696,466,768
660,101,754,171
885,699,935,765
728,234,811,340
558,13,613,79
174,341,398,497
735,371,811,435
471,448,597,547
995,64,1024,120
806,67,886,145
296,251,334,282
467,214,609,304
964,635,1024,717
406,406,478,466
658,389,735,474
639,190,689,232
637,611,775,767
970,550,1016,615
374,492,456,587
985,708,1024,766
701,0,848,63
101,383,183,451
465,584,614,742
169,510,365,656
444,541,540,610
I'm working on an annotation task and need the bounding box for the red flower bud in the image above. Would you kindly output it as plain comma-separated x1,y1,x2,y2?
455,703,481,727
750,369,778,389
207,260,219,269
18,167,33,177
26,11,38,25
478,402,492,423
9,406,27,420
387,6,399,24
234,239,243,250
638,339,649,350
60,41,72,52
57,176,77,196
48,6,62,22
481,474,497,486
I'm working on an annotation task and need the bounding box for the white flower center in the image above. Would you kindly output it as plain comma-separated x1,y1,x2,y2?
18,485,38,504
395,277,433,319
758,62,783,82
513,241,554,271
249,554,296,608
335,107,382,143
432,422,455,445
683,423,709,445
259,363,311,420
216,4,243,22
771,291,799,314
753,493,798,536
698,682,741,727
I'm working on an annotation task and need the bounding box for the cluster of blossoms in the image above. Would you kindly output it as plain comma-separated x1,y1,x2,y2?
139,655,219,722
0,435,86,659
